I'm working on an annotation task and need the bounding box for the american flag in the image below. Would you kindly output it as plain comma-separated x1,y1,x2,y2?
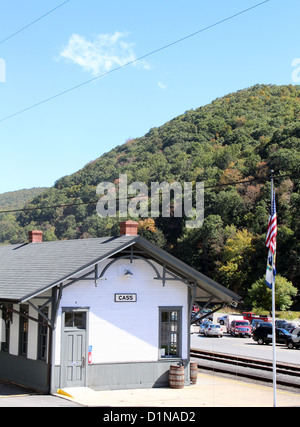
265,190,277,289
265,190,277,254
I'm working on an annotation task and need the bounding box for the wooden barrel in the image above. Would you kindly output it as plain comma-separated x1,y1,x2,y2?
169,365,185,389
190,362,198,384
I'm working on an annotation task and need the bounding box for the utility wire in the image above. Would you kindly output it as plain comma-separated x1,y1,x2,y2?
0,171,297,215
0,0,71,45
0,0,270,123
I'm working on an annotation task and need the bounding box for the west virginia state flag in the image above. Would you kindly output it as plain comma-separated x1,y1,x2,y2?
265,249,276,289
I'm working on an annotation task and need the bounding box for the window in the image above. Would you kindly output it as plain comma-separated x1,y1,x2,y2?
38,307,48,361
19,305,29,356
159,307,182,358
64,311,86,329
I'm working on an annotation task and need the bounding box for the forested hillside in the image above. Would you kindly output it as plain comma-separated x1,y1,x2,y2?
0,84,299,302
0,187,48,210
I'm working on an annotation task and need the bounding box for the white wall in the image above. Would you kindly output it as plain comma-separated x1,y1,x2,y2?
55,258,189,365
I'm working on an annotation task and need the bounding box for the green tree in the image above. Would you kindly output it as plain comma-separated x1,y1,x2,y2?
247,275,298,312
219,229,254,294
42,226,58,241
175,215,224,277
0,214,24,244
137,219,166,248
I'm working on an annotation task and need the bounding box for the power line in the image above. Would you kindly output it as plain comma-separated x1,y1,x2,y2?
202,172,296,190
0,0,71,45
0,0,270,123
0,171,296,215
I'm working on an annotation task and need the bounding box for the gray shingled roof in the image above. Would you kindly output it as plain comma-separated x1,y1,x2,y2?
0,236,136,302
0,235,241,304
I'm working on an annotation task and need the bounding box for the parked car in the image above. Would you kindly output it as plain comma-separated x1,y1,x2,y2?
217,315,228,325
199,320,213,334
282,322,298,333
230,320,252,337
250,318,265,331
204,324,223,337
243,312,271,323
252,321,272,332
191,312,201,325
200,309,213,321
275,320,288,328
286,328,300,349
225,315,244,332
252,326,291,345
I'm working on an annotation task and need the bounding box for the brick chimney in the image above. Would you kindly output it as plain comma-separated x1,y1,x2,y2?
119,220,138,236
29,230,43,243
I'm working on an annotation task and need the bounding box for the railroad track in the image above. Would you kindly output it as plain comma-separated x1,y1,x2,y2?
190,348,300,390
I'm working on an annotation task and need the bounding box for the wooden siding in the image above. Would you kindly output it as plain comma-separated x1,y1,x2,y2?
55,258,188,365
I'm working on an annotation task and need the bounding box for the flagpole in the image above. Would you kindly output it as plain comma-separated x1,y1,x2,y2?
270,170,277,407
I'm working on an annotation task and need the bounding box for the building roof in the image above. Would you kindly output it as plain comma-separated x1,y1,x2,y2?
0,235,241,305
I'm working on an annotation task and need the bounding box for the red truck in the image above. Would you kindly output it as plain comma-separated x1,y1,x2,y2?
243,312,271,323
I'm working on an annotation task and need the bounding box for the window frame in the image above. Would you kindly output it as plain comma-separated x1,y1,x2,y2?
38,307,49,361
159,306,182,359
19,304,29,356
1,304,12,352
63,311,87,330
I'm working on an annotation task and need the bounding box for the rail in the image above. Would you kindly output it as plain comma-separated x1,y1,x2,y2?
190,348,300,390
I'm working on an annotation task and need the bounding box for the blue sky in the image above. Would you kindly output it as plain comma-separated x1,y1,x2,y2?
0,0,299,194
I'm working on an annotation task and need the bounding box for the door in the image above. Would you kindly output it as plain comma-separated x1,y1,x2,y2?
61,310,87,388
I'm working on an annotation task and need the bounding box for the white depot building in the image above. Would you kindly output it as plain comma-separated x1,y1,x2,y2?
0,221,241,393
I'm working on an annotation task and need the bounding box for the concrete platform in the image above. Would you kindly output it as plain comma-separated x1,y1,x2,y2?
56,372,300,407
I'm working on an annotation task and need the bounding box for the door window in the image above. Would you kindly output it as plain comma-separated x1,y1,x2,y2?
64,311,86,329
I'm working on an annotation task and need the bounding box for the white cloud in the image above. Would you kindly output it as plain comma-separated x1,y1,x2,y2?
59,32,149,75
157,81,167,89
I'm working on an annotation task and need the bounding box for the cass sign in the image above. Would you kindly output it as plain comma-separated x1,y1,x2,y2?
114,293,137,302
